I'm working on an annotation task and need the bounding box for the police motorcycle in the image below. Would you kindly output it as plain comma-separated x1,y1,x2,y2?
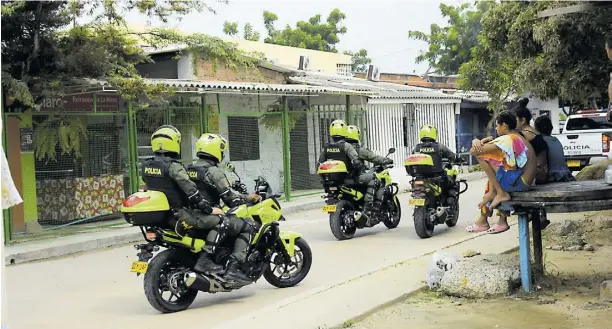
317,148,401,240
404,155,468,238
121,163,312,313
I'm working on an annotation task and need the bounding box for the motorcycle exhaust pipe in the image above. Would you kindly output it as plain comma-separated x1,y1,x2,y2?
184,272,212,292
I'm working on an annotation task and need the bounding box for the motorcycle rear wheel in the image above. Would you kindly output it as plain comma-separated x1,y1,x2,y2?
144,249,198,313
264,237,312,288
329,200,357,240
414,206,434,239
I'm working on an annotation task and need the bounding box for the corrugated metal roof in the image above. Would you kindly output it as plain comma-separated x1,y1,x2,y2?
441,89,491,103
144,78,374,95
288,73,461,100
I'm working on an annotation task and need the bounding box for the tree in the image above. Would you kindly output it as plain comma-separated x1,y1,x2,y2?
459,1,611,117
343,49,372,74
222,21,260,41
262,8,347,53
243,23,260,42
222,20,238,37
408,2,492,75
1,0,258,106
1,0,259,159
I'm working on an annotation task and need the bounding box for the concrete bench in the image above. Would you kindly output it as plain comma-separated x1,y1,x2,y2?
502,180,612,292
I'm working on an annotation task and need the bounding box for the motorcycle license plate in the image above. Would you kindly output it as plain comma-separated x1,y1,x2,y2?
566,160,581,168
322,205,337,213
130,261,148,274
409,198,425,206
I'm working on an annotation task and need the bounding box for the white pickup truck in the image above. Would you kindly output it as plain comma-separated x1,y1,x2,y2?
555,109,612,171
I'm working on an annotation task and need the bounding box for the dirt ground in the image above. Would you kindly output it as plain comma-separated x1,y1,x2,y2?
352,211,612,329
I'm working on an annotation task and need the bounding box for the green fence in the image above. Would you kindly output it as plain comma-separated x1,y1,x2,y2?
2,92,365,241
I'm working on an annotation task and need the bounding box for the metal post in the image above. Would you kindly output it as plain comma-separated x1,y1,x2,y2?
1,86,13,242
518,213,533,292
126,101,139,194
345,95,351,124
281,96,292,201
93,93,97,113
531,210,544,276
199,94,208,135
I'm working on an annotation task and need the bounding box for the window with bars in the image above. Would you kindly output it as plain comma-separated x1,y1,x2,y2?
227,116,260,161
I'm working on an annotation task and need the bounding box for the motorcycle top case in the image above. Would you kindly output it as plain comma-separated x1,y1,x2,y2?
317,160,348,182
121,191,174,228
404,154,438,177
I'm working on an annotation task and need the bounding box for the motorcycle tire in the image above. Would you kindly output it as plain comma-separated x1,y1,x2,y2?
264,237,313,288
383,195,401,229
329,200,357,240
144,249,198,313
414,206,434,239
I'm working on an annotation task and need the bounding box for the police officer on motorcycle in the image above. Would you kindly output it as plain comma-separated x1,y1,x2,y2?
412,124,458,189
318,119,362,175
141,125,222,249
187,133,261,282
345,125,393,223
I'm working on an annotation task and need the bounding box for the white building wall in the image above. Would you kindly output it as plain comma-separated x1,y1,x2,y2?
365,100,459,191
187,94,284,194
519,94,563,134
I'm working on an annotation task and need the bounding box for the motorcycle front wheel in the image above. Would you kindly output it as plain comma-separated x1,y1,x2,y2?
329,200,357,240
143,249,198,313
383,195,401,229
264,237,312,288
414,206,434,239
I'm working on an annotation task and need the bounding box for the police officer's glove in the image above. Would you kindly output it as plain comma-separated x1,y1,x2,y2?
383,158,394,165
188,193,213,214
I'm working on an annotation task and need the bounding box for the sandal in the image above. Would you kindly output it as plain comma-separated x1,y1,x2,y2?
466,224,490,233
486,224,510,234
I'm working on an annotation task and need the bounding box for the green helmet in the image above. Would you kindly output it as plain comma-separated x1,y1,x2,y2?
419,124,438,142
151,125,181,154
329,119,348,138
195,133,228,162
346,125,360,144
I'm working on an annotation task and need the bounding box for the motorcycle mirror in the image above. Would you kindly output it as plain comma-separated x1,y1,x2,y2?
225,163,235,172
388,148,396,154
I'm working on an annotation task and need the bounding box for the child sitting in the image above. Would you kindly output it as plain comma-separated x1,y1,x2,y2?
533,115,575,183
468,111,537,234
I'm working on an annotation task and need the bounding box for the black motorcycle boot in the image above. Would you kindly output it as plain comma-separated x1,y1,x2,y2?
224,258,252,283
194,252,223,273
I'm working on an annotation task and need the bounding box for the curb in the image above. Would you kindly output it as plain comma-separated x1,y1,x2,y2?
5,174,487,265
4,197,325,266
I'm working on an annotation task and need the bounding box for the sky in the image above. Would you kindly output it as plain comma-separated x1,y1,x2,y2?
123,0,471,74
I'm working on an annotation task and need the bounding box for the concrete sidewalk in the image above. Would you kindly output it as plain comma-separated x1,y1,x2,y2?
5,171,485,265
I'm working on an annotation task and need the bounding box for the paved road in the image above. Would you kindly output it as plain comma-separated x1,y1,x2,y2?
6,180,487,329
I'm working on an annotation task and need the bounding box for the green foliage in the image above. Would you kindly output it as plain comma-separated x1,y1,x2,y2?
262,9,347,53
222,21,260,41
223,21,239,37
460,1,611,121
1,0,258,157
343,49,372,74
243,23,260,42
261,98,307,131
33,115,88,161
409,2,492,75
